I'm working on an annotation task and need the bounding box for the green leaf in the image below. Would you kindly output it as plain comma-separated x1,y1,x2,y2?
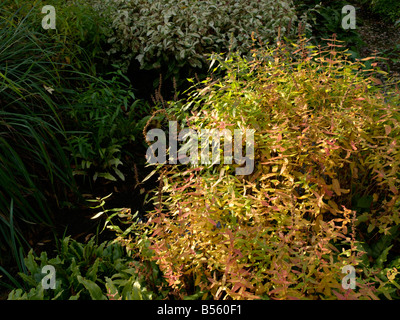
69,291,81,300
97,172,117,181
18,273,38,288
86,258,100,282
24,250,39,275
105,277,120,300
52,290,64,300
131,280,144,300
113,167,125,181
184,291,206,300
26,286,45,300
108,158,123,167
367,224,375,233
376,245,393,269
77,275,107,300
8,289,25,300
356,196,372,209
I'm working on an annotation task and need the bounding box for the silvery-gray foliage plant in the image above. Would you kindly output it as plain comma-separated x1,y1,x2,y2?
89,0,309,72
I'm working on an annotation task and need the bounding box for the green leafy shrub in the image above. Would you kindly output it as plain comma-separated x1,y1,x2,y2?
89,196,171,299
359,0,400,24
134,39,400,300
89,0,308,92
294,0,364,59
7,236,156,300
0,1,143,285
64,69,150,182
92,0,302,70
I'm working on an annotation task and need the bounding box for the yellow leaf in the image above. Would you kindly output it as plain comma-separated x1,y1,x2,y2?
332,179,341,196
280,158,288,175
313,214,323,232
195,274,201,287
328,200,339,213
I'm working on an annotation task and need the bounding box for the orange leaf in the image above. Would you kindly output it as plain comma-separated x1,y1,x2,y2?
384,125,391,136
361,56,376,61
371,77,382,85
389,184,398,195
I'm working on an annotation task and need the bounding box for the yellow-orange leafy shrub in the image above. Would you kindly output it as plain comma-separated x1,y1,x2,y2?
136,38,400,300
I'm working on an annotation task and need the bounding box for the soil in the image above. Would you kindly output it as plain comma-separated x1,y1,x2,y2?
357,4,400,80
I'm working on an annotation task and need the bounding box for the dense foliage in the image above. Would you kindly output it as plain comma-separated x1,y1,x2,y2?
122,40,400,300
359,0,400,24
0,3,79,273
90,0,305,72
88,0,309,93
0,0,147,285
294,0,365,59
1,0,399,301
8,236,160,300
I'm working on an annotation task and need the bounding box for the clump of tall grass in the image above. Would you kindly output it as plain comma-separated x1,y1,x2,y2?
0,3,79,285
